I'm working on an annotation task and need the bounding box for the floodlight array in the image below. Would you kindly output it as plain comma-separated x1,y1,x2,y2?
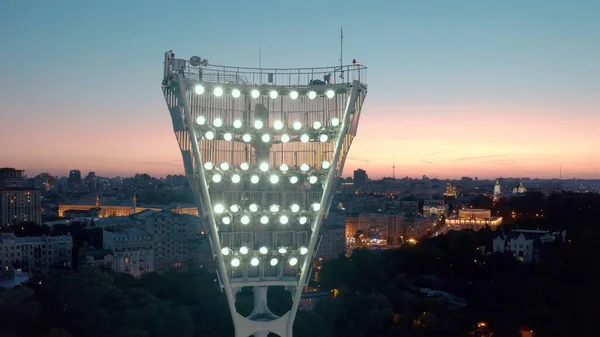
219,245,309,268
192,84,342,100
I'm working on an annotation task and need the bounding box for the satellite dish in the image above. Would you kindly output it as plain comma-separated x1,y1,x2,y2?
189,56,202,67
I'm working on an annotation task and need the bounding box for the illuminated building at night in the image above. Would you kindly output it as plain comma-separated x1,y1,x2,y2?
445,208,502,230
58,195,198,218
161,50,367,337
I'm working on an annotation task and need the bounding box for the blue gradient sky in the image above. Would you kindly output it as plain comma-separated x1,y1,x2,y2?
1,0,599,179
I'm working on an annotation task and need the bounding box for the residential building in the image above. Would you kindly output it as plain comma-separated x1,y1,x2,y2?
423,199,449,217
103,229,154,277
0,188,42,227
0,233,72,271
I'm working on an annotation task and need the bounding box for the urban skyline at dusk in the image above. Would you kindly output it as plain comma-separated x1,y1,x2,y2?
1,0,599,179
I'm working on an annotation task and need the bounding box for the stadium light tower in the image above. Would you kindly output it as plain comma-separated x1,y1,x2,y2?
161,50,368,337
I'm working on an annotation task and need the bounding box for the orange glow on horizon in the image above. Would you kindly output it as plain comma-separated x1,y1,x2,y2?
2,103,599,179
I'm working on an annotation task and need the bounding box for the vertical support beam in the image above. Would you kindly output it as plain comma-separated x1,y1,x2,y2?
175,74,239,322
286,81,361,335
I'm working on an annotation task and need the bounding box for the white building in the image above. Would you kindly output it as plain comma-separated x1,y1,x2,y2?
492,229,560,263
423,199,449,217
0,233,72,271
103,229,154,277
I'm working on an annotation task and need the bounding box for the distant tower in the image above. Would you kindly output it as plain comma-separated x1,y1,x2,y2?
493,180,502,201
392,156,396,179
94,195,101,208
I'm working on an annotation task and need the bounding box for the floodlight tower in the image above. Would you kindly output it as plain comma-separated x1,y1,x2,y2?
161,50,368,337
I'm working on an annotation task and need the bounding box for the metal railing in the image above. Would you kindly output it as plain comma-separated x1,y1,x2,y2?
170,58,368,87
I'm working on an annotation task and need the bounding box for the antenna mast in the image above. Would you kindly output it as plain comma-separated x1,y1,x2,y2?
339,27,344,81
393,155,396,179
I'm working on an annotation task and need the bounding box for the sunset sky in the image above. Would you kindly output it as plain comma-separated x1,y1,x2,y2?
1,0,599,179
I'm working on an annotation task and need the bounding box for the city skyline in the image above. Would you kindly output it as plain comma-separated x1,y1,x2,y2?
1,0,599,179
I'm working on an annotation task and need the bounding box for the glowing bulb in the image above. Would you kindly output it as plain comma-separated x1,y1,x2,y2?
279,164,289,172
220,162,230,170
259,162,269,172
312,203,321,211
223,133,233,141
222,216,231,224
289,176,299,184
194,85,205,95
240,246,249,255
308,91,317,99
273,120,283,130
231,88,241,98
254,120,264,129
250,257,259,266
322,161,331,169
241,215,250,224
300,134,309,143
204,162,214,170
270,175,279,184
281,134,290,143
196,116,206,125
205,131,215,140
331,117,340,126
313,121,322,129
233,120,243,128
290,91,299,100
212,174,222,183
308,176,318,184
213,118,223,127
260,215,269,224
221,247,230,255
278,247,287,254
249,204,259,212
319,134,328,142
231,174,241,183
242,134,252,142
251,89,260,98
214,204,225,214
261,134,270,142
280,215,289,224
326,89,335,98
270,258,278,266
259,246,268,254
290,204,300,213
293,121,302,130
299,216,308,224
300,246,308,255
269,90,278,99
289,257,298,266
213,87,223,97
229,204,240,213
240,162,250,170
300,164,310,172
231,258,240,267
269,205,280,213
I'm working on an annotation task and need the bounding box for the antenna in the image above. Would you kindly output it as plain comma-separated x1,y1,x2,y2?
258,41,262,69
393,155,396,179
339,27,344,80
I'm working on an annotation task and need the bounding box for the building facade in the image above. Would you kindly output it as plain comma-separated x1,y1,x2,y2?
445,208,502,230
0,188,42,227
492,229,560,263
103,229,154,277
0,233,72,272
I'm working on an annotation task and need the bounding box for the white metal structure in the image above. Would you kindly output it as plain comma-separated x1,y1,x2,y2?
161,51,367,337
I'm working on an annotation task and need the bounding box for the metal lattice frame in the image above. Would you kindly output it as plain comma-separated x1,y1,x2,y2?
162,51,367,337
